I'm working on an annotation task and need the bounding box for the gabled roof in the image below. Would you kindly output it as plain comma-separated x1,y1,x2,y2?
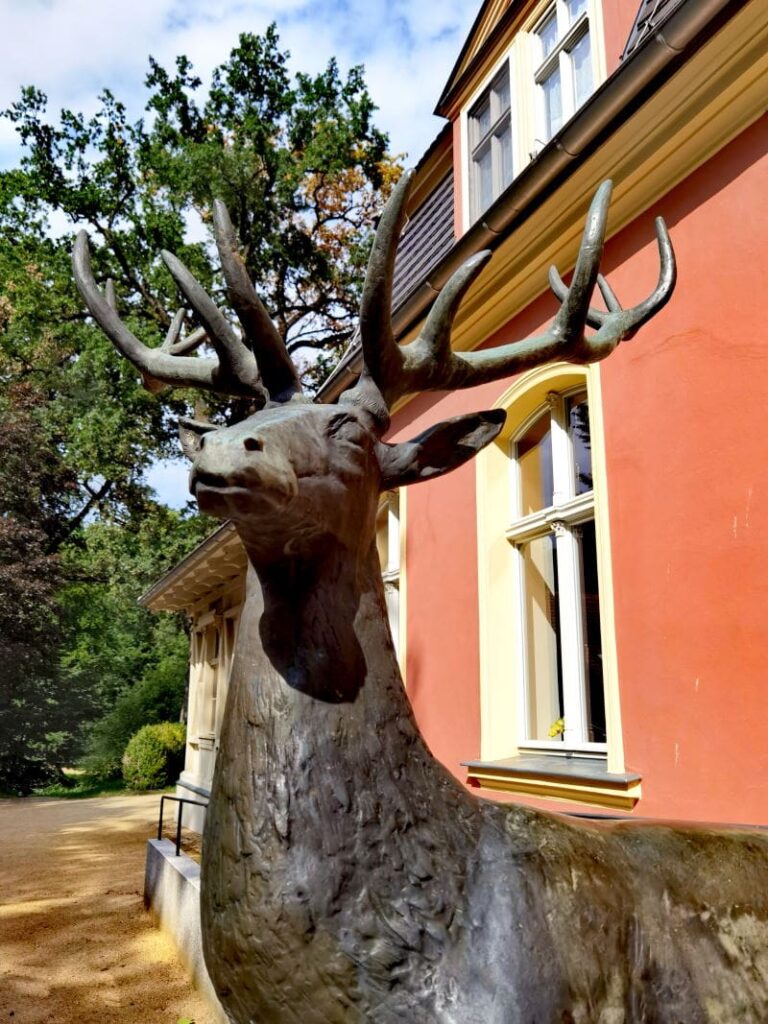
622,0,686,60
436,1,521,115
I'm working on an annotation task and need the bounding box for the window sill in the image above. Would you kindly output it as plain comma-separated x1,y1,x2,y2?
462,754,641,810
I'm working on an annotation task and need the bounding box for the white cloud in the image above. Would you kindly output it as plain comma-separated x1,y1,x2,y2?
0,0,476,168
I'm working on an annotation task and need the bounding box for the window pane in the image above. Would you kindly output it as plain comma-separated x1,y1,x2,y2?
495,70,511,115
474,145,493,214
516,411,553,514
567,393,592,494
497,121,513,191
522,534,563,741
541,67,563,140
471,95,491,144
570,30,593,107
578,520,605,742
537,12,559,59
567,0,587,22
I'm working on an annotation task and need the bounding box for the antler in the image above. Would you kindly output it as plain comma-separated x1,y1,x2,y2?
212,200,302,403
546,209,676,343
101,280,209,394
350,175,676,409
73,207,304,404
73,232,267,401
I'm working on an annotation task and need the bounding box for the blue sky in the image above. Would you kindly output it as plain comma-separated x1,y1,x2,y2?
0,0,476,171
0,0,477,507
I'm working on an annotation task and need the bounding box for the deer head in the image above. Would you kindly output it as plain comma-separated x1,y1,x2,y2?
72,174,675,563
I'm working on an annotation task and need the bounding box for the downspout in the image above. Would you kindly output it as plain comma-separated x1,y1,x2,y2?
318,0,750,404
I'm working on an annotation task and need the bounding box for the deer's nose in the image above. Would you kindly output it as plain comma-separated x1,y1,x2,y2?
243,436,264,452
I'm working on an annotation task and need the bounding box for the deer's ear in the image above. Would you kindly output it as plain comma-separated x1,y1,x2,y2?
178,417,219,460
377,409,506,489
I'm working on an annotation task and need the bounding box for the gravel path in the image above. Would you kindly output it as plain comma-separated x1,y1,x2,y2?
0,793,218,1024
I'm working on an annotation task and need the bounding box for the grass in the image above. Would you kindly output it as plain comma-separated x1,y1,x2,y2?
32,768,126,799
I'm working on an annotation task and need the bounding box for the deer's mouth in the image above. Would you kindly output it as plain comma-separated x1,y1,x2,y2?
190,467,298,512
190,469,248,495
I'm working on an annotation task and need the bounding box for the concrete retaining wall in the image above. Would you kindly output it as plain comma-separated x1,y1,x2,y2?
144,839,228,1022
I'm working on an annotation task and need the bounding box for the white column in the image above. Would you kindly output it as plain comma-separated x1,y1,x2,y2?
552,520,588,744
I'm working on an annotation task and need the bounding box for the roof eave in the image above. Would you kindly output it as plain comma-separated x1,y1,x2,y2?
319,0,748,405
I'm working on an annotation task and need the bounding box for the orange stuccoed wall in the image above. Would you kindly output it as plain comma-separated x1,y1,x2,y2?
389,115,768,826
602,0,644,70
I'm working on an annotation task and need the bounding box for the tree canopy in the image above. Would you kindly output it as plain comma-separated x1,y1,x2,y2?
0,25,398,790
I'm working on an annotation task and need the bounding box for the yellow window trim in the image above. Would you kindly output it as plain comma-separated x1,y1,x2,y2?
375,488,408,682
465,763,641,811
475,361,626,778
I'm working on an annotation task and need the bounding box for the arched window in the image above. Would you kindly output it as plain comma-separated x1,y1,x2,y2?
474,364,639,807
509,388,604,749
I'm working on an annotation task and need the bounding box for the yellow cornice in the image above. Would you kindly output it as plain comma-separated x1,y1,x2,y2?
439,1,544,119
141,523,247,614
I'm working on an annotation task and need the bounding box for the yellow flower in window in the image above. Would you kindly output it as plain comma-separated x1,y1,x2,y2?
548,717,565,738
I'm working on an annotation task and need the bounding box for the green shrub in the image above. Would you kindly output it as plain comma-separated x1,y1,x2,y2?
78,626,190,781
122,722,186,791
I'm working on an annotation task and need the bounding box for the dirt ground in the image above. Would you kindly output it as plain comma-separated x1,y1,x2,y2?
0,793,219,1024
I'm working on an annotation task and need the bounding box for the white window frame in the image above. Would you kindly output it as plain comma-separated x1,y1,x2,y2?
507,388,604,753
531,0,593,149
460,0,606,230
468,63,514,221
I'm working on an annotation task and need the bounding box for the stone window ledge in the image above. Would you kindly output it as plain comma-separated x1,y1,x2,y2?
462,754,642,810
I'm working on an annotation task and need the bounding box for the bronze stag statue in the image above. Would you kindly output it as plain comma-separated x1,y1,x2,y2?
74,173,768,1022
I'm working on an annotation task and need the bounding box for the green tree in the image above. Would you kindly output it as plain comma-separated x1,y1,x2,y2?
0,387,78,792
0,26,397,791
61,506,212,777
3,24,398,418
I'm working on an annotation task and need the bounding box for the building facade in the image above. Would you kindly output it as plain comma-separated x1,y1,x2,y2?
142,0,768,829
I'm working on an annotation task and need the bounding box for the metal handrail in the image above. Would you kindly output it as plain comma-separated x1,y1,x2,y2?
158,794,208,856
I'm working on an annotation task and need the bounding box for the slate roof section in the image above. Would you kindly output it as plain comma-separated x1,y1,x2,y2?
621,0,686,60
392,171,455,311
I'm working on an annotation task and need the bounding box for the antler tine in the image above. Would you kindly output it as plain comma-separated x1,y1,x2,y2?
552,179,612,340
161,309,185,351
549,213,675,344
600,215,676,339
395,251,492,398
595,274,622,315
72,231,266,401
169,325,208,356
548,266,611,330
416,251,492,363
552,214,671,346
161,250,266,398
358,169,414,396
212,199,302,403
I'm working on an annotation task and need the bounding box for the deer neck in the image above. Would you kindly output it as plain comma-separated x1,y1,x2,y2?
218,526,448,811
244,534,380,704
